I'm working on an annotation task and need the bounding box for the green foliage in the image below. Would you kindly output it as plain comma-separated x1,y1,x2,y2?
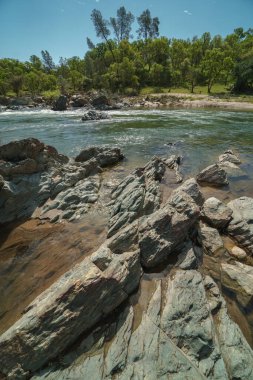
137,9,160,40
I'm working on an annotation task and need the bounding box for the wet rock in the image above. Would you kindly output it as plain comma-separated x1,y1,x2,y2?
107,157,166,237
201,197,233,229
81,110,110,121
221,261,253,308
198,222,224,256
218,150,241,166
0,226,142,377
52,95,68,111
75,146,123,167
197,164,229,187
139,179,200,268
227,197,253,255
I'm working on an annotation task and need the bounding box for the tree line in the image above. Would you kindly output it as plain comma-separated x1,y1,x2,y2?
0,7,253,98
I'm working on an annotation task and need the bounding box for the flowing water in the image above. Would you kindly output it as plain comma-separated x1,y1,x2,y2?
0,107,253,336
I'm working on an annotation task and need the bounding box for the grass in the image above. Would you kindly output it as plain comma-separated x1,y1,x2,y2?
41,89,60,100
140,84,230,96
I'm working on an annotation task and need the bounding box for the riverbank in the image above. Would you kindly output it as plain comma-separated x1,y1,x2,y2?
1,91,253,112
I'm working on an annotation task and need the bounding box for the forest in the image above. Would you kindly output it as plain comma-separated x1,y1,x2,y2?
0,7,253,98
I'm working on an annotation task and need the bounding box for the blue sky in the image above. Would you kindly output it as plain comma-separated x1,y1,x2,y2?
0,0,252,63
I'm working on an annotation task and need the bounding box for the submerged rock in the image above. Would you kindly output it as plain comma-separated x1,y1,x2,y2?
81,110,110,121
197,164,229,187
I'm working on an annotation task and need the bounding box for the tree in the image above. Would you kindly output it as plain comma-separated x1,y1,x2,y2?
86,37,95,50
110,6,134,43
41,50,55,72
25,72,42,96
29,55,43,71
91,9,116,61
137,9,160,40
201,48,225,93
11,75,24,97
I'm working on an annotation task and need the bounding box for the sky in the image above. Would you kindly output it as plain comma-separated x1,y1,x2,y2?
0,0,253,63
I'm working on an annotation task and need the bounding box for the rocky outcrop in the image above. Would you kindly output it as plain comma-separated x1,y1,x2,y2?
0,139,122,224
91,94,110,109
52,95,68,111
201,197,233,229
69,94,89,108
81,110,110,121
31,271,253,380
107,157,166,237
227,197,253,255
75,146,124,167
0,224,142,378
139,178,201,267
197,164,229,187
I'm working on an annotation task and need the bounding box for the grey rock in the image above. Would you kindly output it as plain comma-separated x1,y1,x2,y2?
75,145,123,168
139,181,200,268
201,197,233,229
230,246,247,260
218,150,241,166
197,164,229,187
198,222,224,256
178,243,198,269
0,227,142,377
81,110,110,121
227,196,253,255
107,157,166,237
52,95,68,111
221,261,253,308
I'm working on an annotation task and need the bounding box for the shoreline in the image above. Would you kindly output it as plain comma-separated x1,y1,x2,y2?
1,92,253,113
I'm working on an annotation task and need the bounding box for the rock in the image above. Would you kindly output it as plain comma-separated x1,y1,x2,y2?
218,150,241,166
70,94,89,107
172,177,204,207
163,154,183,183
0,225,142,377
91,95,110,109
227,197,253,255
81,110,110,121
198,222,224,256
75,146,124,168
0,139,105,224
107,157,166,237
197,164,229,187
52,95,68,111
178,242,198,270
221,261,253,308
201,197,233,229
139,180,200,268
31,269,253,380
230,246,247,260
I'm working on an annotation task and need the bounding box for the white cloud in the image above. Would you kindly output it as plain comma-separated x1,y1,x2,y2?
184,10,192,16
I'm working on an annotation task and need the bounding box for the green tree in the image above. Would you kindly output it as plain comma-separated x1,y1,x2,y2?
110,6,134,43
41,50,55,72
201,48,225,93
137,9,160,40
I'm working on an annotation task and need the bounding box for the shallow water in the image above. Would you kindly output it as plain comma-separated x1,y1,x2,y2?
1,108,253,196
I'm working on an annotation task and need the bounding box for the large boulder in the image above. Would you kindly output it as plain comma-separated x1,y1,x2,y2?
91,94,110,109
197,164,229,187
201,197,233,229
31,271,253,380
0,224,142,378
70,94,89,108
52,95,68,111
75,146,124,167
